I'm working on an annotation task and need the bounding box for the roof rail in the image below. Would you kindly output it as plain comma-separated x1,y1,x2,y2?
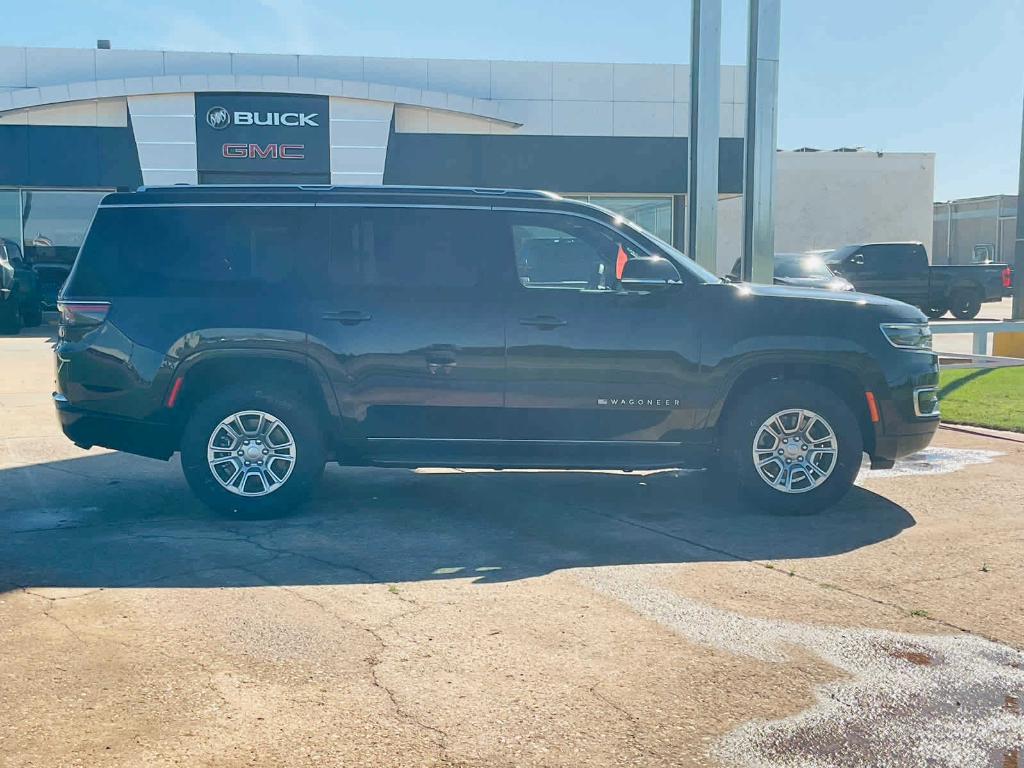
134,183,558,199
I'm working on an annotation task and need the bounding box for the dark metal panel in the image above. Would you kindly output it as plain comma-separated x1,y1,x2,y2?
0,125,141,189
384,133,745,194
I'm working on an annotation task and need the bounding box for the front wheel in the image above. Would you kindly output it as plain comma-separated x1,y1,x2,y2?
719,380,863,514
180,383,326,517
922,302,948,320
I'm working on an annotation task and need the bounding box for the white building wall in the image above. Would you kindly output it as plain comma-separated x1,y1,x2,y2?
715,151,936,275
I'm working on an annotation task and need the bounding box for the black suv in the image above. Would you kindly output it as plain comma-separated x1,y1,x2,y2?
55,185,940,515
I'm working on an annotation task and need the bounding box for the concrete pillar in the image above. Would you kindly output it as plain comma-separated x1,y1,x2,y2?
687,0,721,272
741,0,781,284
1013,93,1024,320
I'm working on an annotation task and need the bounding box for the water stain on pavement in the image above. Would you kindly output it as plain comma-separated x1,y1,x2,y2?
579,566,1024,768
858,447,1002,482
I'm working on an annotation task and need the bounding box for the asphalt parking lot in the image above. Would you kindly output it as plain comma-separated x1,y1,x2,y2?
2,325,1023,767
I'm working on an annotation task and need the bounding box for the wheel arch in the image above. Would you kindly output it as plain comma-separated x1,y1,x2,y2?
166,350,340,448
712,361,876,457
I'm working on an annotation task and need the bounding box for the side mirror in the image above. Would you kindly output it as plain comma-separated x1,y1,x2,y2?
620,256,682,287
848,254,864,267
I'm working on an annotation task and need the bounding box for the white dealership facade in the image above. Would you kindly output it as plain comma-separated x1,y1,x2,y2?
0,45,933,273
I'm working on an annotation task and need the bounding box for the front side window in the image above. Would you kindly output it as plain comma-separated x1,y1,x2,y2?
509,213,646,291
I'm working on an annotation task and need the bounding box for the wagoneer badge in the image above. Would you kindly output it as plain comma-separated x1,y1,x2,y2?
597,398,682,408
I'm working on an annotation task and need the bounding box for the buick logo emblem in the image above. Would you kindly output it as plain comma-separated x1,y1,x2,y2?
206,106,230,130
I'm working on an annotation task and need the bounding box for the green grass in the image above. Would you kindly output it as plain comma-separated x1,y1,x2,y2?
938,367,1024,433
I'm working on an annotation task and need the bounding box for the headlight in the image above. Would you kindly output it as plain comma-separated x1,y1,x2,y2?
880,322,932,350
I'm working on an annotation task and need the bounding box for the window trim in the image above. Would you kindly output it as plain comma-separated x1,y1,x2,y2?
90,201,711,285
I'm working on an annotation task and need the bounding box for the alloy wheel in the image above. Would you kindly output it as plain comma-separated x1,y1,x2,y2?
752,408,838,494
206,410,296,496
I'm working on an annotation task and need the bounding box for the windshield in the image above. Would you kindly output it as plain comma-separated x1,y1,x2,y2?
824,245,857,265
621,219,721,284
774,253,835,279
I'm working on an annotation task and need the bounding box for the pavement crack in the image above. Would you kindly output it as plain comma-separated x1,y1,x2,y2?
580,506,1024,651
21,588,87,645
588,684,662,761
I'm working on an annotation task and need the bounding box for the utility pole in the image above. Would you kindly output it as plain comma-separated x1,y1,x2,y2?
687,0,722,273
741,0,781,284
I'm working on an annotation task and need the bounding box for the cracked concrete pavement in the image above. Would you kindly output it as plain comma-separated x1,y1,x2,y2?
1,327,1022,767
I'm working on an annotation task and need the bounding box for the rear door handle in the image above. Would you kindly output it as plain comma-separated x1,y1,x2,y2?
519,315,567,329
322,310,372,325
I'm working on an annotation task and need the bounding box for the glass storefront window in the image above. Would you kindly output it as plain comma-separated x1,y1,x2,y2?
0,191,21,253
21,190,107,265
566,194,673,244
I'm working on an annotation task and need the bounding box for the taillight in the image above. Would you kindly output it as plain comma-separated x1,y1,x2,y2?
1002,266,1013,289
58,301,110,327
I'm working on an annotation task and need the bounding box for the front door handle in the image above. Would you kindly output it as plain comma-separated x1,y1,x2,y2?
322,310,372,325
426,350,457,375
519,315,567,329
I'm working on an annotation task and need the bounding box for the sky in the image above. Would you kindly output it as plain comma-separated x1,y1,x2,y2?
1,0,1022,201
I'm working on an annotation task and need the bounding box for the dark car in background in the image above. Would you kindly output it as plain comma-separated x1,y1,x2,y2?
55,185,940,516
729,253,854,292
0,237,43,333
825,242,1012,319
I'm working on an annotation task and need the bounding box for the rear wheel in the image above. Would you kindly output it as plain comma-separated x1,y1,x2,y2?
21,302,43,327
949,289,981,320
719,380,863,514
922,302,947,320
180,383,326,517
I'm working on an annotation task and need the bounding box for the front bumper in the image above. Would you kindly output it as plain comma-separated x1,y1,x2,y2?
869,350,941,466
54,393,175,460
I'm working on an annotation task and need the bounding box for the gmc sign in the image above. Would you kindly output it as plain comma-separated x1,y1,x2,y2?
222,143,306,159
195,92,329,183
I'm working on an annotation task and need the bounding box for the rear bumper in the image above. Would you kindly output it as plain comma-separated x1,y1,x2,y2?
54,393,175,460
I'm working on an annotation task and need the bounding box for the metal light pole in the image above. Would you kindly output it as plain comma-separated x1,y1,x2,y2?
687,0,722,272
741,0,781,284
1014,91,1024,320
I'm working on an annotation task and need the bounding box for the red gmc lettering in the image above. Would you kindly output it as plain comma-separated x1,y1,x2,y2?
220,143,306,159
249,143,277,159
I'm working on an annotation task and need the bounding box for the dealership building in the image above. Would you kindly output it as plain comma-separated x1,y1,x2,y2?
0,44,934,275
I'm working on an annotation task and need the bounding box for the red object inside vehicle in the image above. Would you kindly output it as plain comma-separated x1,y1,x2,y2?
615,245,628,280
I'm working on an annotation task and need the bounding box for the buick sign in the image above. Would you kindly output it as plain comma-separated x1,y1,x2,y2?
206,106,230,130
195,92,330,182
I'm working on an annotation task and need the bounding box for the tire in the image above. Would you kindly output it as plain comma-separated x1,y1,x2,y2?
21,303,43,328
180,382,326,517
922,303,947,320
0,299,22,335
949,290,981,320
719,380,863,514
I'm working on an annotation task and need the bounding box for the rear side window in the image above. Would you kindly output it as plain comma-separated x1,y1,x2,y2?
328,207,497,290
65,206,327,298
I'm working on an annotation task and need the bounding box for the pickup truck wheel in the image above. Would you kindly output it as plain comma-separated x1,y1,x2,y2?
950,290,981,320
720,380,863,515
180,384,326,518
923,303,948,320
20,303,43,328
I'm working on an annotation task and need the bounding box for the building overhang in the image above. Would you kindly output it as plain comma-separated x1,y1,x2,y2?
0,74,522,128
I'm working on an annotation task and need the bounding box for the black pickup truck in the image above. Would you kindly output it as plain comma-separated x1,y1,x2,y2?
825,242,1012,319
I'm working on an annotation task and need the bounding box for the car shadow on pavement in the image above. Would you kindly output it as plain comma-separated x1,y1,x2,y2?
0,451,914,590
